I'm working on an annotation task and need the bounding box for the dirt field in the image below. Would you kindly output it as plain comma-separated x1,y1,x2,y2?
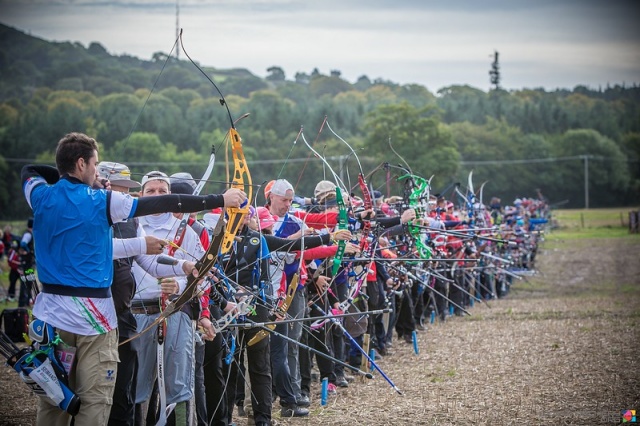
1,233,639,425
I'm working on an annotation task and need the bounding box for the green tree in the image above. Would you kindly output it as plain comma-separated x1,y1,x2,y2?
96,93,143,148
266,66,286,82
364,102,459,190
553,129,630,207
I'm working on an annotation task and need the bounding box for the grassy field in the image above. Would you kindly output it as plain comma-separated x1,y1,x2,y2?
551,207,639,229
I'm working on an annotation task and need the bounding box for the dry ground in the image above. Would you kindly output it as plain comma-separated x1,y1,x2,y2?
1,234,639,425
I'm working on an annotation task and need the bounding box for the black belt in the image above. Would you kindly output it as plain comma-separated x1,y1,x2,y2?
130,300,162,315
41,282,111,298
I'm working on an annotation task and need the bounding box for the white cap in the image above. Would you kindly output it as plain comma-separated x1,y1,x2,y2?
141,171,171,189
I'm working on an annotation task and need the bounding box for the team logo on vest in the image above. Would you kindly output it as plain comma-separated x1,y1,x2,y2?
250,237,260,246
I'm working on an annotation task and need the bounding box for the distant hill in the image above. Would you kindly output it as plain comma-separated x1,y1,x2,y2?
0,23,265,101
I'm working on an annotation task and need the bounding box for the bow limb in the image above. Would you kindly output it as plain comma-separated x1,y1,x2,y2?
192,145,216,196
398,173,432,259
180,32,252,255
299,130,349,275
326,119,374,254
220,128,252,255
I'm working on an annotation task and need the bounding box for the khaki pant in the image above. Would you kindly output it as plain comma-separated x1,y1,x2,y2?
37,328,119,426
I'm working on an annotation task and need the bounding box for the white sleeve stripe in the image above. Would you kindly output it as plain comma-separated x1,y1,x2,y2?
23,176,46,209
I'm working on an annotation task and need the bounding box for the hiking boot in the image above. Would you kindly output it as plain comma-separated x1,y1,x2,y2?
296,394,310,408
280,405,309,417
335,376,349,388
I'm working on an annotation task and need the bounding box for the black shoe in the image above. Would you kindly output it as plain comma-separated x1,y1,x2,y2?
280,405,309,417
404,334,413,344
335,376,349,388
378,346,388,356
296,394,310,408
237,404,247,417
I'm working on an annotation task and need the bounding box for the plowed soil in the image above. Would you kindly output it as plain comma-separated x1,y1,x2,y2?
1,234,639,425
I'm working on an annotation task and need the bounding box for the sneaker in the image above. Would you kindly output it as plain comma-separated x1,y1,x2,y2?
327,383,337,395
335,376,349,388
343,373,355,383
296,394,310,408
280,405,309,417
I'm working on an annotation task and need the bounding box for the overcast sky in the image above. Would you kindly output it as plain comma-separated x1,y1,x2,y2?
1,0,639,92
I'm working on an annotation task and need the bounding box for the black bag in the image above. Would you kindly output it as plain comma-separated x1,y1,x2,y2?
0,308,30,342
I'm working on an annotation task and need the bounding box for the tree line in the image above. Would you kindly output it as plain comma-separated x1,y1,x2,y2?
0,23,638,219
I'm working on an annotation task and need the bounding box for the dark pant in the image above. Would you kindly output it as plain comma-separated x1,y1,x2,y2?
204,308,230,426
307,301,336,385
225,303,272,424
395,288,416,337
194,340,207,426
299,326,311,397
225,324,272,425
270,321,297,406
7,269,20,298
366,279,387,350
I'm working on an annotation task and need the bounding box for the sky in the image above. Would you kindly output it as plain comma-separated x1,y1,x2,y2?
1,0,639,92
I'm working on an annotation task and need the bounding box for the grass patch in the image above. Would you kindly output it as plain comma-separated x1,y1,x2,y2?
553,208,636,228
548,227,637,240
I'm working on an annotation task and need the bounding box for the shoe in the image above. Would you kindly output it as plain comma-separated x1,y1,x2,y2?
7,297,15,302
378,346,388,356
236,404,247,417
373,352,382,361
343,373,355,383
327,383,337,395
280,405,309,417
296,394,310,408
335,376,349,388
404,334,413,344
416,323,426,331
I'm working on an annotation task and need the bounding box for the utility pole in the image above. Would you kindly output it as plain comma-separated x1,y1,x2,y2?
489,50,501,119
581,155,590,209
489,50,500,90
175,0,180,59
